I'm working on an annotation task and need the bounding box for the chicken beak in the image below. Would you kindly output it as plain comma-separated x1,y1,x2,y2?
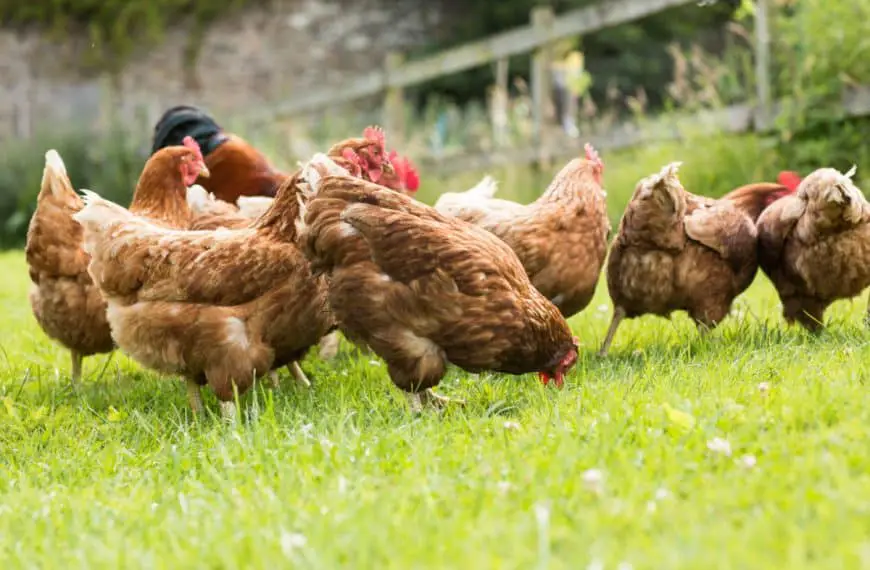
198,163,211,178
553,372,565,389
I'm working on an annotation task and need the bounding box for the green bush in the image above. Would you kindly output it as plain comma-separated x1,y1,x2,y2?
0,126,145,248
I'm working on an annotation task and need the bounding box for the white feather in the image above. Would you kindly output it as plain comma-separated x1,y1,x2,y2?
237,196,274,219
185,184,213,213
45,150,66,176
301,153,351,194
465,175,499,199
655,161,682,183
294,193,309,236
433,175,499,214
72,190,133,229
42,150,71,199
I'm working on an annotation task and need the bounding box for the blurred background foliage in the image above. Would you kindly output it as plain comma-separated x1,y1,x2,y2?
0,0,868,247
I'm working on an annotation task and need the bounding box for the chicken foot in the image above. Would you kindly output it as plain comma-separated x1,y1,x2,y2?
268,370,281,388
70,350,83,386
219,401,237,423
598,307,626,357
404,389,465,413
187,381,237,422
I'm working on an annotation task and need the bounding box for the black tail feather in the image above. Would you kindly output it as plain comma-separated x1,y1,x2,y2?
151,105,227,156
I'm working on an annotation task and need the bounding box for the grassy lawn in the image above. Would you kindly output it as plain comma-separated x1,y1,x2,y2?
2,242,870,568
1,134,869,568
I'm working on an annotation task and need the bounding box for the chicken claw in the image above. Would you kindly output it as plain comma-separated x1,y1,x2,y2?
598,307,626,357
404,389,465,412
186,379,204,415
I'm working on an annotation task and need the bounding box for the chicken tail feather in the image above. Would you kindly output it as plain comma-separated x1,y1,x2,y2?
73,191,133,232
301,153,352,195
41,150,76,201
640,162,685,215
465,175,499,199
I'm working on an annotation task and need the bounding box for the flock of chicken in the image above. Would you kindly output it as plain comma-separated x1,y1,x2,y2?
24,105,869,420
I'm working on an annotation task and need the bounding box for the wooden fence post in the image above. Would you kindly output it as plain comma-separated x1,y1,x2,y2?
530,6,555,169
753,0,772,130
383,51,406,148
492,58,510,147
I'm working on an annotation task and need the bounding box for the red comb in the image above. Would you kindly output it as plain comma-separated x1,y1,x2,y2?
777,171,802,192
182,136,203,161
584,143,603,170
363,126,386,149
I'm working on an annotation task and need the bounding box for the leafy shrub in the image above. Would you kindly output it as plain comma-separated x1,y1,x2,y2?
0,126,146,248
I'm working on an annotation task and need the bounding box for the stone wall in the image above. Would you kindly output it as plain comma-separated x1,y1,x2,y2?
0,0,440,140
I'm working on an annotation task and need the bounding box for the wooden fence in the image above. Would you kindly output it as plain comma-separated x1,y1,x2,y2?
257,0,864,176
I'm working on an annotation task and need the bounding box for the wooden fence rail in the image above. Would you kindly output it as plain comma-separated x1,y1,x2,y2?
253,0,696,123
419,84,870,176
254,0,868,177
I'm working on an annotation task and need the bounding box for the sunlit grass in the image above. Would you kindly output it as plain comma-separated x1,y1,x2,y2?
2,234,870,569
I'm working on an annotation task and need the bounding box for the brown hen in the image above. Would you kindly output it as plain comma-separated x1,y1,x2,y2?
298,154,579,411
601,162,769,356
25,140,209,384
757,165,870,330
434,144,610,318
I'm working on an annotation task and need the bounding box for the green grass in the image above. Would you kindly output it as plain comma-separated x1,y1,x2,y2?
3,247,870,568
3,135,870,568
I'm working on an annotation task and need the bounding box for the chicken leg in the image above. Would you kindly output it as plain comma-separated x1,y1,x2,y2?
268,370,281,388
318,331,341,361
186,378,204,415
289,362,311,389
220,401,237,423
70,350,83,386
267,363,311,389
598,307,626,357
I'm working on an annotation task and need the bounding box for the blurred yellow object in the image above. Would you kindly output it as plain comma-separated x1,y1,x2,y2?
662,403,696,432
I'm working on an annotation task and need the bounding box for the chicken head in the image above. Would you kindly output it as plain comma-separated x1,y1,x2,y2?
584,143,604,184
181,136,210,186
355,126,391,183
538,336,580,388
